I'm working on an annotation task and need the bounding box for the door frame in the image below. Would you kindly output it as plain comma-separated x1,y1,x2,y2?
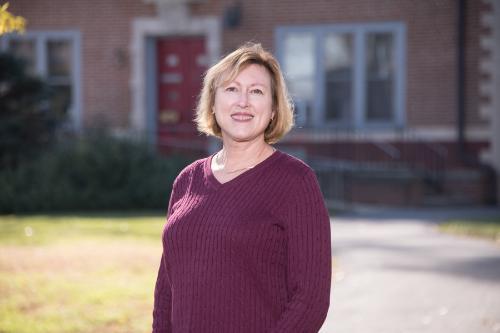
131,13,221,147
153,36,208,152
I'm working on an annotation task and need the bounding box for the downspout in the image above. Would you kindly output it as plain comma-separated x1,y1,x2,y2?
457,0,466,162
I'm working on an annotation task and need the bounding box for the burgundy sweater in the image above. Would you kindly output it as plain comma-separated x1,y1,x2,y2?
152,150,332,333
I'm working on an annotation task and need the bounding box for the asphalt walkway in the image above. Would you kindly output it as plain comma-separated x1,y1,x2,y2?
320,207,500,333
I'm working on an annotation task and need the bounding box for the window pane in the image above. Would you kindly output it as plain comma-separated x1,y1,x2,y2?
47,40,72,78
283,33,315,123
49,84,72,116
365,32,394,122
324,33,353,123
8,39,36,74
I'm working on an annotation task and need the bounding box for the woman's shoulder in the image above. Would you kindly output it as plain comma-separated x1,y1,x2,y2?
172,155,209,186
271,151,325,214
275,150,316,180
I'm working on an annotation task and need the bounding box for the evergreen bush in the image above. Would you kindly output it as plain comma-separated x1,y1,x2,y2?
0,52,59,169
0,134,189,213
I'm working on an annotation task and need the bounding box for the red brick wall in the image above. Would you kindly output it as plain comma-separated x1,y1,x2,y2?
9,0,485,131
192,0,485,128
10,0,156,129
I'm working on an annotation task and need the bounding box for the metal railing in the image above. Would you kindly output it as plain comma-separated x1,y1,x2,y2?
286,130,452,207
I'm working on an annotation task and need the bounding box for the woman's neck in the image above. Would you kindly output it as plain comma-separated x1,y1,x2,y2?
214,139,275,173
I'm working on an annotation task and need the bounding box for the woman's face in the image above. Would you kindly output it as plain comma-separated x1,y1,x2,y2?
213,64,275,144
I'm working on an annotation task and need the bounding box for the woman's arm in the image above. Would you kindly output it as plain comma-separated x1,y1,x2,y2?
270,169,332,332
152,174,184,333
152,254,172,333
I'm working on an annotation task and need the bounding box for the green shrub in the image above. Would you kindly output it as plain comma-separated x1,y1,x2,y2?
0,134,190,213
0,52,59,169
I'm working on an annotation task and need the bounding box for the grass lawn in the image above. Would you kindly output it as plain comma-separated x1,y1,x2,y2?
0,212,166,333
438,218,500,243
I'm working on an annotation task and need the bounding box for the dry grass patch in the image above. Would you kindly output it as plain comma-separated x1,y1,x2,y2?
0,214,165,333
439,219,500,244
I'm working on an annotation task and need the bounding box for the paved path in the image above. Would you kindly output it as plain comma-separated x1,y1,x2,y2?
320,208,500,333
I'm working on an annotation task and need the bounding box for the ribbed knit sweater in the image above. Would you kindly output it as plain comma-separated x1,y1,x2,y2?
152,150,332,333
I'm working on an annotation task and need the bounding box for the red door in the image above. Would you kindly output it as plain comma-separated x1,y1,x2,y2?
156,36,207,156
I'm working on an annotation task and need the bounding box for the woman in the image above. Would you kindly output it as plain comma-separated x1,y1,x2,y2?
153,42,331,333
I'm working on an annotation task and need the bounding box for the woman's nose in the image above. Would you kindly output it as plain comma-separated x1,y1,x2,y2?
237,91,249,108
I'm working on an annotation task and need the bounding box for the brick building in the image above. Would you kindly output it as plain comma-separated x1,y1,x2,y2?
2,0,499,206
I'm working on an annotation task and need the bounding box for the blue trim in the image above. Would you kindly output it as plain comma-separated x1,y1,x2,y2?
73,31,82,132
274,22,406,130
145,37,157,145
354,29,365,128
395,24,407,129
313,29,323,127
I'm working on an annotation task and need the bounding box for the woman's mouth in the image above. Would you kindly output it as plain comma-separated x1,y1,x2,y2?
231,112,254,121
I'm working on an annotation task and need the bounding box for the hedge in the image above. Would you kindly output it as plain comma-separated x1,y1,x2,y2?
0,134,189,213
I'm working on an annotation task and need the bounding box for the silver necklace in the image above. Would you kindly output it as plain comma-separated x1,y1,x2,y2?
216,147,276,174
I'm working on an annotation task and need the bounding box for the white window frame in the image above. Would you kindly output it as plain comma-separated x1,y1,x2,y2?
1,30,82,131
275,22,406,130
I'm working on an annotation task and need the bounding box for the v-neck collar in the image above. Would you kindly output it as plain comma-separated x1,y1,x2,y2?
204,149,282,190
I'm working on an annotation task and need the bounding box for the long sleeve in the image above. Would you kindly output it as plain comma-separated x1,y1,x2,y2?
153,175,185,333
152,254,172,333
269,169,332,333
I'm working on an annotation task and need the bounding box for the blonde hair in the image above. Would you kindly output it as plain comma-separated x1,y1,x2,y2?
195,42,294,144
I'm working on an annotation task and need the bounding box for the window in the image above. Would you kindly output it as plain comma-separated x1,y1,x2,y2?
276,23,405,129
282,33,315,125
1,31,82,130
324,33,354,124
366,32,394,122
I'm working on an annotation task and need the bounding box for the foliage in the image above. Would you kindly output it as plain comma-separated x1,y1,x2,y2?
439,219,500,242
0,52,60,168
0,134,190,213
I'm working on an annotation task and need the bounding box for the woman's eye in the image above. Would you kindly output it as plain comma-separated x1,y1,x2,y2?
225,86,237,92
251,89,264,95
